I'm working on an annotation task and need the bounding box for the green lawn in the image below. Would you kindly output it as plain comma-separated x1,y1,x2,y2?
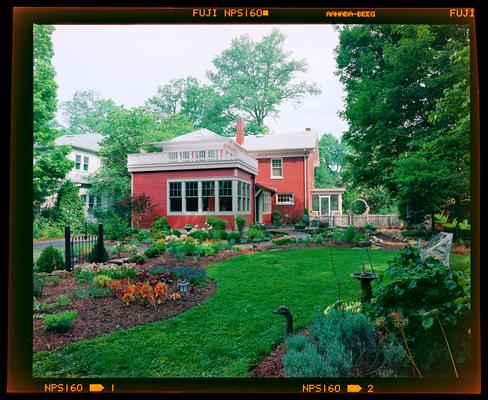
32,248,468,378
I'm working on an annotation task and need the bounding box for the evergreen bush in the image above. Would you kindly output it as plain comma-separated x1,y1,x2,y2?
36,246,64,273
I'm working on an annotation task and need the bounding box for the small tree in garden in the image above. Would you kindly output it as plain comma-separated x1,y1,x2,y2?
36,246,64,273
120,193,155,228
235,216,246,234
52,181,85,231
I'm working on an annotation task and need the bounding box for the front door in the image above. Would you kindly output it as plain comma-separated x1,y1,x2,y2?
320,196,330,216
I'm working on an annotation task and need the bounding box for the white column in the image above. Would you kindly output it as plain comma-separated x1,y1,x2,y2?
339,193,343,216
215,180,219,213
198,181,202,213
182,181,186,213
232,179,238,213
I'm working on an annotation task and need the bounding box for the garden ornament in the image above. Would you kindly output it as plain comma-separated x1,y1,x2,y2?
273,306,293,340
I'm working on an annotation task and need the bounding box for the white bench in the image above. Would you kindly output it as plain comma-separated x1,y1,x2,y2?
416,232,453,267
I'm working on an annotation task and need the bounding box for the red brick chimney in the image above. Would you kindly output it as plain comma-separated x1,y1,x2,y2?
236,118,245,145
305,128,311,132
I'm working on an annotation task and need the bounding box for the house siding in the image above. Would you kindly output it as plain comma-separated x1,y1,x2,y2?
132,168,254,230
256,157,306,221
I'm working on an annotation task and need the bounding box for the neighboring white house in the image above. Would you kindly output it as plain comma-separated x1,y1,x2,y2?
49,133,106,219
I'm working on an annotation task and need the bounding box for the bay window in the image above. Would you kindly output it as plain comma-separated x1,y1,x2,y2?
202,181,215,211
218,180,233,212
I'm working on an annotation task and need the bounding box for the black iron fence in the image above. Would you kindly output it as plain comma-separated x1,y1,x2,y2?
65,223,104,271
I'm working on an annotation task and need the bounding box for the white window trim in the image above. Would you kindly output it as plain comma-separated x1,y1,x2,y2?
166,177,252,216
270,158,284,179
276,193,295,205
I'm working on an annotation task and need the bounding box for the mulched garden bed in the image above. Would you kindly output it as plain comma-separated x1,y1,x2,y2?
33,274,216,353
251,329,310,378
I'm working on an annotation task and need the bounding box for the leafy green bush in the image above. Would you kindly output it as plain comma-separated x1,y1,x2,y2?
135,229,153,244
206,216,227,231
151,216,171,233
189,230,210,241
271,210,281,225
36,246,64,273
209,229,228,240
227,231,241,243
171,229,182,237
235,216,247,234
104,212,131,241
314,233,324,244
33,273,45,297
294,223,306,230
87,245,110,263
144,243,166,258
44,310,78,332
127,253,147,265
33,216,64,239
342,226,356,243
247,226,267,241
52,181,85,232
283,308,408,377
366,246,471,372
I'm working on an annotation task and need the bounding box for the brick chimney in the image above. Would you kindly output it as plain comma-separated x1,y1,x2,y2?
236,118,245,145
305,128,312,132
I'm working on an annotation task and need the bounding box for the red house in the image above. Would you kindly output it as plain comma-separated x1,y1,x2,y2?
128,120,344,230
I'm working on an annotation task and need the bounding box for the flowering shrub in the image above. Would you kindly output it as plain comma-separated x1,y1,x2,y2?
272,235,297,245
73,262,137,282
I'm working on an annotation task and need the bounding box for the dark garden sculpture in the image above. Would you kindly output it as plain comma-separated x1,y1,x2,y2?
273,306,293,340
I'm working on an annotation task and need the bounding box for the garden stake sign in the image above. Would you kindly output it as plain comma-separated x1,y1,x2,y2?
273,306,293,340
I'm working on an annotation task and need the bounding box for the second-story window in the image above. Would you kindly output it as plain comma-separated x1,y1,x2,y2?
83,156,89,171
75,154,81,170
271,159,283,178
195,150,206,160
169,152,178,161
180,151,190,160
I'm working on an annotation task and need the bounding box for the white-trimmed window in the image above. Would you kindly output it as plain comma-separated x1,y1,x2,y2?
263,192,271,213
276,193,294,205
83,156,89,171
169,182,183,212
202,181,215,211
169,151,178,161
75,154,81,170
185,181,198,212
195,150,206,160
237,181,251,212
219,180,233,212
271,159,283,178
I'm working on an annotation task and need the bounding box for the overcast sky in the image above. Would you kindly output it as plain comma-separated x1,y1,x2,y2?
52,25,348,138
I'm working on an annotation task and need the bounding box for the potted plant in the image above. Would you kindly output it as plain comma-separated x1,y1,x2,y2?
350,253,377,303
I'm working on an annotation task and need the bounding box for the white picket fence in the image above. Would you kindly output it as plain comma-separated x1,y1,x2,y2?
310,214,401,228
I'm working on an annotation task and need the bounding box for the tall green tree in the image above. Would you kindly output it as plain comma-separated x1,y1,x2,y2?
146,77,234,135
61,90,117,134
335,24,470,223
89,106,195,213
33,25,73,213
208,29,321,134
314,133,349,188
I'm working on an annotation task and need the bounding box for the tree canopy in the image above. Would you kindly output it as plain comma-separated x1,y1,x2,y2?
208,28,321,134
335,24,470,223
33,25,73,213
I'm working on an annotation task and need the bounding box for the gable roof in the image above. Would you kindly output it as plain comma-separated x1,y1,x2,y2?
233,130,318,152
55,133,103,152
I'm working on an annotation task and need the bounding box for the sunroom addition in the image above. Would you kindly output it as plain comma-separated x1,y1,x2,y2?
310,188,345,217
